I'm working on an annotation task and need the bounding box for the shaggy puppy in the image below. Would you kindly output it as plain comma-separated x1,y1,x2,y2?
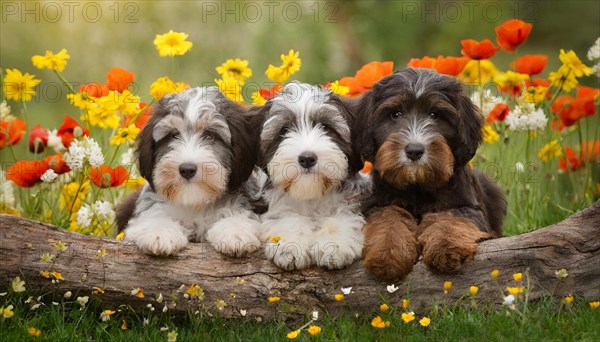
116,87,262,257
257,82,365,270
352,68,506,281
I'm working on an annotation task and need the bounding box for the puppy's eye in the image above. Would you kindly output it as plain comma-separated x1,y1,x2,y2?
204,133,214,141
171,131,180,139
391,112,402,120
430,112,437,118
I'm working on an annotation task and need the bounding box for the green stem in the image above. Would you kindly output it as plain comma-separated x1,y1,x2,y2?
67,171,86,219
53,70,76,94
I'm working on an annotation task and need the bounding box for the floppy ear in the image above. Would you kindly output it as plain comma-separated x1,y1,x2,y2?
224,103,263,191
253,102,273,172
136,107,161,191
454,93,483,166
349,92,378,172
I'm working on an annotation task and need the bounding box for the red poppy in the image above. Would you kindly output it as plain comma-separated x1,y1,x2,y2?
29,124,49,153
407,56,437,69
434,56,470,76
90,165,129,188
80,82,109,98
495,19,532,52
340,61,394,96
558,140,600,172
44,154,70,174
0,118,26,149
552,88,597,127
577,86,600,99
57,115,90,148
558,146,580,172
6,160,50,187
487,103,510,123
550,119,566,132
106,67,134,93
511,55,548,75
581,140,600,163
259,85,283,101
461,39,499,60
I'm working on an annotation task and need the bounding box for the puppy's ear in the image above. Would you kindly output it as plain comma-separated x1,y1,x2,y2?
454,94,483,166
350,92,377,171
224,103,263,191
136,102,165,190
334,95,364,173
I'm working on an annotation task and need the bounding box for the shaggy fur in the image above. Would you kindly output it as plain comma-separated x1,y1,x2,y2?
351,68,507,281
117,87,264,256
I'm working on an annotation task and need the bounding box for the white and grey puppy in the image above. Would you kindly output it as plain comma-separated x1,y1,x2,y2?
117,87,262,257
257,82,365,270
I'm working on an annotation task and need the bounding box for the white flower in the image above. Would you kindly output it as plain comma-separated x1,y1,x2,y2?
87,138,104,167
470,89,504,116
0,292,7,297
1,171,16,208
167,331,178,342
555,269,569,279
156,293,164,303
120,148,135,167
143,318,150,325
52,301,60,306
240,309,247,317
505,103,548,131
65,140,86,170
160,325,169,332
162,305,168,313
514,162,525,173
11,276,25,292
64,291,72,299
77,296,89,307
64,137,104,170
503,294,515,306
588,37,600,61
311,310,319,321
93,200,114,220
41,169,59,183
47,129,65,153
386,284,399,293
76,205,93,228
0,100,13,120
215,299,227,311
341,287,352,295
100,311,112,321
31,303,42,310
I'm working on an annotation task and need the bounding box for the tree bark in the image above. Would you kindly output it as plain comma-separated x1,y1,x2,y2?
1,200,599,320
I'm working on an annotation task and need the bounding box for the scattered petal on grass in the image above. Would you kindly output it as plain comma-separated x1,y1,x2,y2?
312,310,319,321
589,301,600,309
380,303,390,312
63,291,72,299
28,327,41,337
287,330,300,339
156,293,164,303
93,287,104,295
491,269,499,279
513,273,523,282
419,317,431,327
335,294,344,301
121,319,127,330
564,295,574,303
307,325,322,335
100,309,116,321
268,296,281,303
470,286,479,296
341,287,352,295
51,271,64,281
131,288,144,298
555,269,568,278
11,276,26,292
371,316,389,329
386,284,399,293
240,309,247,317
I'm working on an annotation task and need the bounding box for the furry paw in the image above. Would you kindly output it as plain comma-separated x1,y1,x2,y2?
313,240,362,270
265,240,312,271
312,219,363,270
418,216,489,274
125,221,188,256
206,216,261,257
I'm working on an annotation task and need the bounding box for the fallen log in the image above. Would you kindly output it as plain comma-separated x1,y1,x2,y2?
1,200,599,320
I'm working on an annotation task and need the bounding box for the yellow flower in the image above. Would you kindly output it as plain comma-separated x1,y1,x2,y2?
268,296,281,303
482,125,499,144
329,80,349,96
549,66,579,92
401,312,415,324
97,249,107,258
371,316,389,329
154,30,193,57
125,177,146,189
167,331,178,342
215,77,243,103
538,140,562,162
270,235,281,243
121,319,127,330
111,124,140,145
150,77,188,99
93,287,105,295
40,271,50,279
307,325,322,335
31,49,70,72
564,295,574,304
51,271,64,281
100,309,116,321
287,330,300,339
28,327,41,337
522,86,548,105
506,287,525,295
131,288,144,298
251,92,267,106
265,49,301,83
380,303,390,312
54,241,68,251
513,273,523,282
589,301,600,309
1,305,14,318
470,286,479,296
215,299,227,311
40,253,55,262
443,281,453,293
216,58,253,82
402,299,410,309
3,68,41,102
493,71,529,90
11,276,25,292
419,317,431,327
82,90,139,129
186,284,204,299
116,232,125,240
335,294,344,301
558,49,593,78
60,181,90,212
491,269,499,279
459,59,499,84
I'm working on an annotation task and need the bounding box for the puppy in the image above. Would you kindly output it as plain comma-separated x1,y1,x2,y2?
116,87,263,257
352,68,506,281
257,82,365,270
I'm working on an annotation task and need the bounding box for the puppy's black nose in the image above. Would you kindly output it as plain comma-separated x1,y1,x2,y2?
298,152,318,169
178,163,197,180
405,143,425,161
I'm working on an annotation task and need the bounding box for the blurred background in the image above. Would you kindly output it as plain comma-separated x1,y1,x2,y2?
2,0,599,128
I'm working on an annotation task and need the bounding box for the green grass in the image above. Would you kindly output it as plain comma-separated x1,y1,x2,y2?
2,291,599,341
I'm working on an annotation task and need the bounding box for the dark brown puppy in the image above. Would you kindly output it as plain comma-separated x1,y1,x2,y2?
351,68,506,281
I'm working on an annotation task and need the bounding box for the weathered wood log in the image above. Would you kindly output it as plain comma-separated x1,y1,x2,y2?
1,200,599,320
